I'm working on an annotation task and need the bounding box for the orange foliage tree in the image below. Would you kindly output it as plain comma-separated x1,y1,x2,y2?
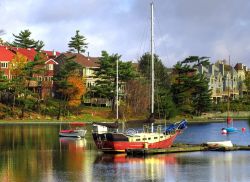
65,75,86,108
10,52,28,77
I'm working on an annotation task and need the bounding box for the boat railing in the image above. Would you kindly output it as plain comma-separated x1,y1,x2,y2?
143,125,150,133
156,125,162,133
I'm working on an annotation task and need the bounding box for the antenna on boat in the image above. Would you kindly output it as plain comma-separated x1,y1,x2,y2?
150,2,154,133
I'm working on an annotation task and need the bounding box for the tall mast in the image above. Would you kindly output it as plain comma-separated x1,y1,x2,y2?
227,56,230,116
151,2,154,115
116,58,119,121
150,2,154,133
227,56,230,127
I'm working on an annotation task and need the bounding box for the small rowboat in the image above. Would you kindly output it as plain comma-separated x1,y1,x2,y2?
59,122,87,138
206,140,233,148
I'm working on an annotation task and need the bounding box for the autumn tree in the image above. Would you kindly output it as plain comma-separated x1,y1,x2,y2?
53,57,84,119
65,75,86,110
122,79,150,118
68,30,88,54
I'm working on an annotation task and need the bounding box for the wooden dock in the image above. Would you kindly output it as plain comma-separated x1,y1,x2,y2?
126,144,250,156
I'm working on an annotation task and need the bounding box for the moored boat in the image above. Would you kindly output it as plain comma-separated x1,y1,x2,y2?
92,120,187,153
206,140,233,148
59,122,87,138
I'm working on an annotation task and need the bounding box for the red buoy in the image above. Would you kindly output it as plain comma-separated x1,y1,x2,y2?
242,128,246,132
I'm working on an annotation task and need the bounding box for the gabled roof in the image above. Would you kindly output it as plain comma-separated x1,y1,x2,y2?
45,59,58,65
0,46,15,61
59,52,100,68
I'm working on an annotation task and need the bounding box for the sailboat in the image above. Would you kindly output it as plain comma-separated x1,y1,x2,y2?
91,2,187,153
221,61,238,134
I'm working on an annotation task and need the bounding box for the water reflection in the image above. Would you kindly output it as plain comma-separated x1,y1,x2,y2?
0,122,250,181
93,153,178,182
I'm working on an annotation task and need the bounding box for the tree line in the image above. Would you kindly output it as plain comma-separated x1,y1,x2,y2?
0,29,249,120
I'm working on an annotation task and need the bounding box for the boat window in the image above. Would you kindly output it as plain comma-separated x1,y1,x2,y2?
154,137,158,139
136,139,140,141
148,138,151,140
160,136,163,138
143,138,147,140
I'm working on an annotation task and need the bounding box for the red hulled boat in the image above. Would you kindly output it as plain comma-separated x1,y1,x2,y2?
92,120,187,153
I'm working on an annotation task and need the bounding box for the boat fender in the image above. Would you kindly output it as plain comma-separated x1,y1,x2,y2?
144,143,148,149
221,128,227,134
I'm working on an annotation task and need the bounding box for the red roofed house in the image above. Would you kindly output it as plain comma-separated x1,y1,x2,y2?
0,46,15,79
0,46,60,98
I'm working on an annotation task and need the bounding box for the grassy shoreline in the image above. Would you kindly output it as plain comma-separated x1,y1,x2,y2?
0,105,249,124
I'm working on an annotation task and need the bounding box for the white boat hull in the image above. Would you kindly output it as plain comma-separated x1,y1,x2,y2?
59,129,87,138
206,140,233,148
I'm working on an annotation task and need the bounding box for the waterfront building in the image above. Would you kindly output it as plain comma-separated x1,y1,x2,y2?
0,46,60,98
197,60,248,103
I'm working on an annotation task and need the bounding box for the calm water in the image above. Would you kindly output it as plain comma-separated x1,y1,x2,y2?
0,120,250,182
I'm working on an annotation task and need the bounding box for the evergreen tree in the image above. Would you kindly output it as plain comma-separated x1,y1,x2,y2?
138,52,175,119
12,29,44,50
181,56,210,67
138,52,170,88
68,30,88,54
92,51,136,110
171,58,212,116
245,71,250,103
192,74,212,115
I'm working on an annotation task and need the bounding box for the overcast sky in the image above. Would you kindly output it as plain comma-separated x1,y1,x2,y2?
0,0,250,67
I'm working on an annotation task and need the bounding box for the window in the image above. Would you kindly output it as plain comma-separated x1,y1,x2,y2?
1,62,8,68
136,139,140,141
154,137,158,139
160,136,163,138
148,138,151,140
47,64,53,70
143,138,147,141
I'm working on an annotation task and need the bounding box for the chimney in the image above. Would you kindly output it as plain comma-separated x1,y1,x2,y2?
219,63,224,75
87,52,90,60
53,50,56,56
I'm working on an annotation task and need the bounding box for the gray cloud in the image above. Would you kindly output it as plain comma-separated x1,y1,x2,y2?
1,0,250,67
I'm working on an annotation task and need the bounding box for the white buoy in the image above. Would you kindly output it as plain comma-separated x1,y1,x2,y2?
221,129,227,134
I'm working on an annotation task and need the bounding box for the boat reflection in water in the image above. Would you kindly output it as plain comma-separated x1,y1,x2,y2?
59,137,87,149
93,153,177,182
